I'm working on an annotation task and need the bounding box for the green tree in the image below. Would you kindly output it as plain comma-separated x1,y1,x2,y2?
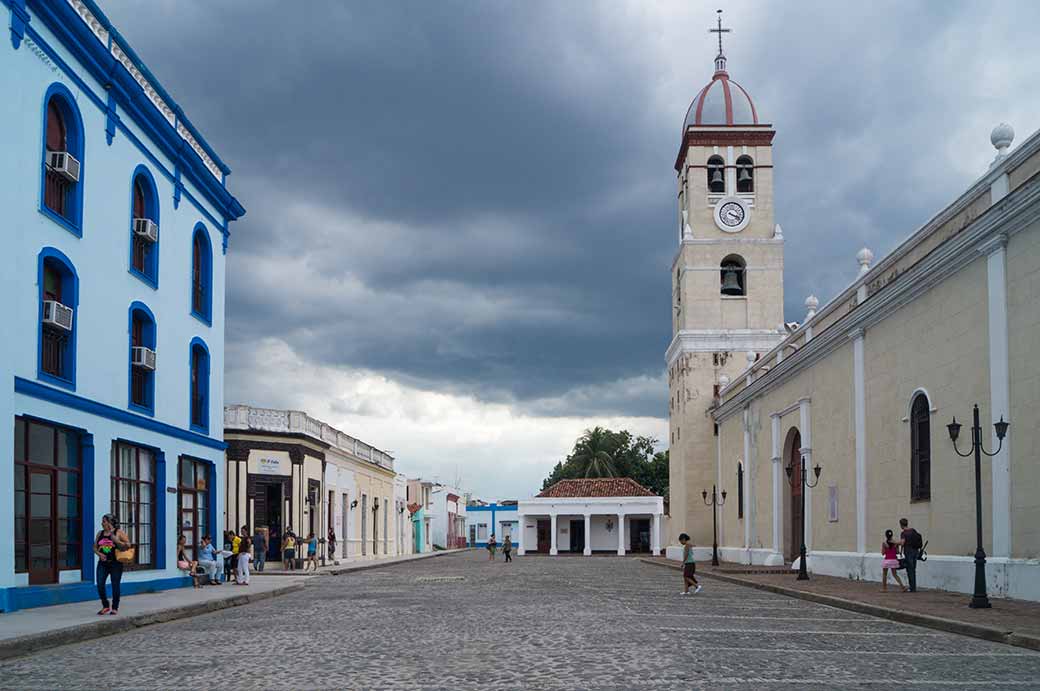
571,427,617,478
540,428,669,498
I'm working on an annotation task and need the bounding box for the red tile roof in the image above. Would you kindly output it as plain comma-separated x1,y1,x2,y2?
537,478,656,498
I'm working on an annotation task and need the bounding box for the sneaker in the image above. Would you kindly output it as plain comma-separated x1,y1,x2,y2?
694,585,703,594
680,591,688,596
97,607,110,616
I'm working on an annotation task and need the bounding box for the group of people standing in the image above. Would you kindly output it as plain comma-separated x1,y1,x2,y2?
484,534,513,562
277,528,322,571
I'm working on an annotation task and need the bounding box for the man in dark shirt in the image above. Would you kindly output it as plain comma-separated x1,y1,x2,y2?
899,518,920,592
252,527,267,572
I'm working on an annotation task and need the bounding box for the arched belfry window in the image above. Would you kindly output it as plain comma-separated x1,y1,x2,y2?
736,155,754,193
910,393,931,501
707,155,725,194
721,254,746,296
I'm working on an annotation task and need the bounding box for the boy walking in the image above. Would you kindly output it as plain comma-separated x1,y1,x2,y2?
679,533,702,595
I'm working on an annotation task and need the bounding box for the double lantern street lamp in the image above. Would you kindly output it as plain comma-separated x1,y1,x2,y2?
701,485,727,566
785,454,821,581
947,404,1009,609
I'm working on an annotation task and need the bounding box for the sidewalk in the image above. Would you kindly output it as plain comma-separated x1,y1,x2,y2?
641,557,1040,651
0,550,468,661
0,576,306,661
254,548,470,576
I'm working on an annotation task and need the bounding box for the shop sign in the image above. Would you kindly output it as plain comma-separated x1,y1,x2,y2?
256,456,289,476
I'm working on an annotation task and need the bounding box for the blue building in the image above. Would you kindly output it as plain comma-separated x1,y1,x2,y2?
1,0,245,610
465,502,519,548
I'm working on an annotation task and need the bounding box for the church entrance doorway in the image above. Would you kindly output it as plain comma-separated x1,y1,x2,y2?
569,519,585,553
786,428,802,563
536,520,551,553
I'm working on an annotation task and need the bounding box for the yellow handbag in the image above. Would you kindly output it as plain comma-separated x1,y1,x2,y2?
115,547,135,564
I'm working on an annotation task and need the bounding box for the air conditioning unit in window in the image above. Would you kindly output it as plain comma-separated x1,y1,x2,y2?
46,150,80,183
133,218,159,244
42,300,74,332
132,346,157,371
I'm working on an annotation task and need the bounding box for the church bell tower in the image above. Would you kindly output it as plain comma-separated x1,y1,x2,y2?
666,12,785,553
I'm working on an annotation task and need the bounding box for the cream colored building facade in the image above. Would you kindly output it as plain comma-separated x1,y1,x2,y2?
224,405,398,563
666,44,1040,600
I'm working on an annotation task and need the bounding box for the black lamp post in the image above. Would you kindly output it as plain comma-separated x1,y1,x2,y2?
785,454,821,581
702,485,727,566
947,404,1008,609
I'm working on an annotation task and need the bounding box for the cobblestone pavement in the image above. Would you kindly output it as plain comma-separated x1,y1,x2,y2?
2,551,1039,690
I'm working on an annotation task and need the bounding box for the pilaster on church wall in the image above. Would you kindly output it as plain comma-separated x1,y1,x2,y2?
1006,220,1040,556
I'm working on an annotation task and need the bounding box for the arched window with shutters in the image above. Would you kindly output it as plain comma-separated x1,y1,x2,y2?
910,393,931,501
128,302,157,415
736,155,754,193
707,155,725,193
128,166,160,287
37,247,79,390
189,337,210,434
190,224,212,325
40,84,85,235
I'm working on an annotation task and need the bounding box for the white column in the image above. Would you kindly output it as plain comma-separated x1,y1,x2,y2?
549,513,558,556
516,513,525,556
850,328,867,555
725,145,736,194
742,407,752,558
616,513,626,556
799,398,813,554
982,234,1011,558
770,413,782,559
651,513,661,555
583,513,592,556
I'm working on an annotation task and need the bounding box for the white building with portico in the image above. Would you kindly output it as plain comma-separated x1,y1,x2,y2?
517,479,664,556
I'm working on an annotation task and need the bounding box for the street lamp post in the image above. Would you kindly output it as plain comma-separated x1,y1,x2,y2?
702,485,727,566
785,454,821,581
947,404,1008,609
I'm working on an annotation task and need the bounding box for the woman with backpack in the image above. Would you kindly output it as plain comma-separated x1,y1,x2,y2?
881,529,907,592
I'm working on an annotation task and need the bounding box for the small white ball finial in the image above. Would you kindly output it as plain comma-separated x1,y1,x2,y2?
991,122,1015,155
857,247,874,276
719,374,730,388
746,350,757,367
805,294,819,320
773,223,784,240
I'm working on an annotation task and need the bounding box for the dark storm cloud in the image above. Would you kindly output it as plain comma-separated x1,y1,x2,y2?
99,0,1040,420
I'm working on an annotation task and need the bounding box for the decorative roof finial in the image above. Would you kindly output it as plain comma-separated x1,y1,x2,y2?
709,9,731,74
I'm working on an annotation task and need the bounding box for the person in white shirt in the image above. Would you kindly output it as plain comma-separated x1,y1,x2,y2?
236,538,253,585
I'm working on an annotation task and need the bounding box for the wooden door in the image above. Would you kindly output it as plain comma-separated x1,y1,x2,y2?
629,519,651,553
788,429,802,562
28,469,57,585
537,520,551,553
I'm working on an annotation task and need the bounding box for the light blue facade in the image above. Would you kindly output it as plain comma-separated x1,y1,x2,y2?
1,0,245,610
465,503,519,548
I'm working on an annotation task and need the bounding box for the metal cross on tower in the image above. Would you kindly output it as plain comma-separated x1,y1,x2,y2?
709,9,731,56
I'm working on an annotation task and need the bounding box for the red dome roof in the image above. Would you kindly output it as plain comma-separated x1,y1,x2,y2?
683,68,759,129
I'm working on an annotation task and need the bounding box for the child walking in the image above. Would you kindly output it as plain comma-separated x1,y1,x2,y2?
881,529,907,592
679,533,702,595
237,538,253,585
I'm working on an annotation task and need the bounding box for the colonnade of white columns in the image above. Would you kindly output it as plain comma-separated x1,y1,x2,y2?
512,510,664,557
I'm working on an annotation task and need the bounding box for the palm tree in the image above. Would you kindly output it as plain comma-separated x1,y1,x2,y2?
572,427,616,478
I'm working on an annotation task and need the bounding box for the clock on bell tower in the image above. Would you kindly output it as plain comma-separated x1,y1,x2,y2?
666,11,785,554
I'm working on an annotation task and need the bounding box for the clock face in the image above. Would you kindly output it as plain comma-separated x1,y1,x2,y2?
713,196,750,233
719,201,745,227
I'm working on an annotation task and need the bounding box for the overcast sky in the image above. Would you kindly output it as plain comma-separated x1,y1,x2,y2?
102,0,1040,499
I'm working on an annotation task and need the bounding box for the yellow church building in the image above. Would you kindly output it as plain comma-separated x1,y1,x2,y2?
666,30,1040,600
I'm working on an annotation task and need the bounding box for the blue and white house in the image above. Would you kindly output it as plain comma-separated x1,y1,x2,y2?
465,502,519,548
1,0,245,610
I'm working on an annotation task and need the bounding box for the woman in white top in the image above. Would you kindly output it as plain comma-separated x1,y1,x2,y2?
236,538,253,585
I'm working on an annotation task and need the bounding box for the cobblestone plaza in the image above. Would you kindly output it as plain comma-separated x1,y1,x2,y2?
1,551,1038,689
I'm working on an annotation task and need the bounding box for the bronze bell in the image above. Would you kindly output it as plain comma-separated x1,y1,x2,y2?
721,269,743,295
710,168,724,186
738,167,752,182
